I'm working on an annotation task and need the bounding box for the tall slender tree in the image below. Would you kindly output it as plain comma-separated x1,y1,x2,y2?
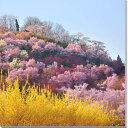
15,19,19,31
117,55,122,63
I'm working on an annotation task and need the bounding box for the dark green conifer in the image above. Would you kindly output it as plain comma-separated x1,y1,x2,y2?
117,55,122,62
15,19,19,31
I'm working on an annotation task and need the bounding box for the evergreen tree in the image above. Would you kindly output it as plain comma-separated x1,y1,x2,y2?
117,55,122,62
15,19,19,31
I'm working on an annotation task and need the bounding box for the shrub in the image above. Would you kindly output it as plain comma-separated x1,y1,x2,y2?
0,39,7,52
0,78,123,126
57,41,68,48
4,47,20,61
20,50,29,60
100,74,125,90
10,58,25,69
63,83,125,123
9,67,40,85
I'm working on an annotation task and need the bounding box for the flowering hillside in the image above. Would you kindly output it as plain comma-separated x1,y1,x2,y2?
0,20,125,126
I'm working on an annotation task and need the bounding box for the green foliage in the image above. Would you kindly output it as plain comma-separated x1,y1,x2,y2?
57,41,68,48
41,50,58,58
32,51,42,59
47,38,55,43
20,45,32,52
61,60,72,68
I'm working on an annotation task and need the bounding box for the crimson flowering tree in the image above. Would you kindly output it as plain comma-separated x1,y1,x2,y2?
42,56,62,66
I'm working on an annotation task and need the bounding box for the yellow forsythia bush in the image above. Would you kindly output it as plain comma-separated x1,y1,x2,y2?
0,77,122,126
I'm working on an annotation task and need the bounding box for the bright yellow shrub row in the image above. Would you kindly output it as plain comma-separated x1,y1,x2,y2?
0,77,123,126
